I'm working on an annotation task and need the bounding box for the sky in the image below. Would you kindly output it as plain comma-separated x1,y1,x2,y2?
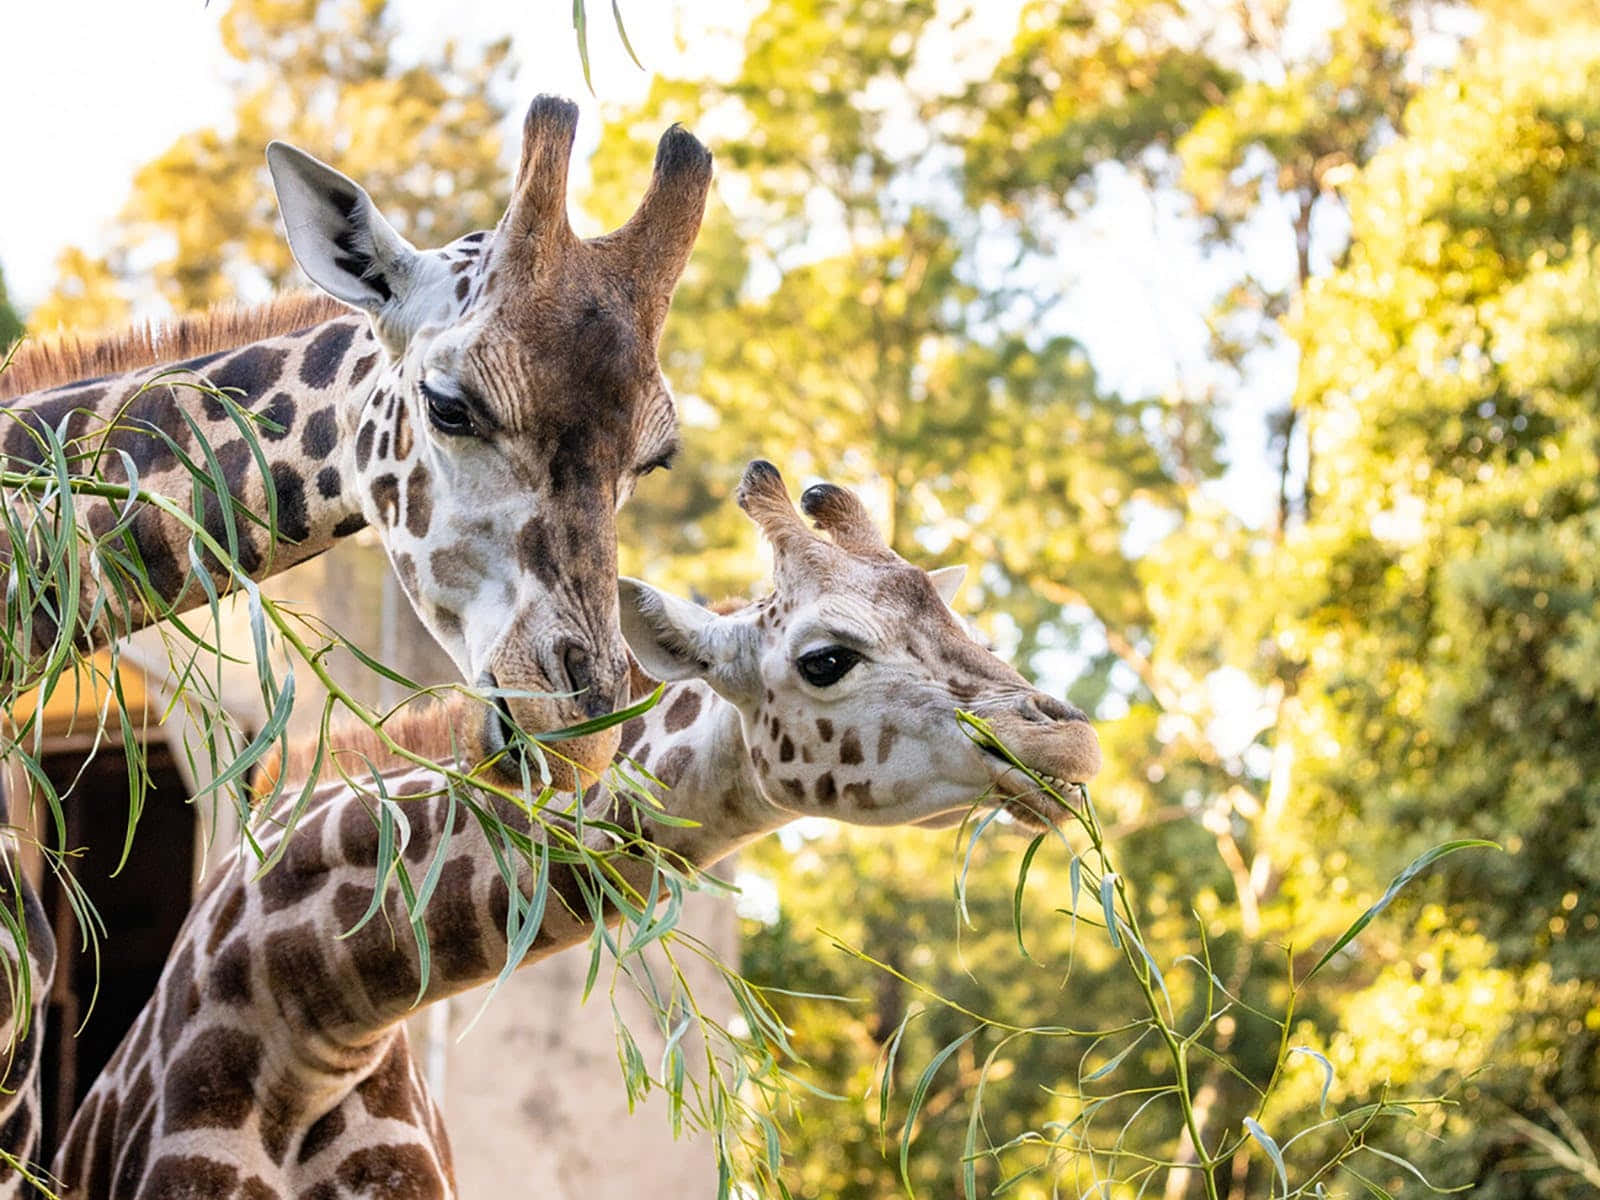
0,0,1288,528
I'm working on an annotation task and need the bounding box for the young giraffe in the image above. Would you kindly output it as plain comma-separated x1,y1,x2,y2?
52,461,1101,1198
0,95,710,1185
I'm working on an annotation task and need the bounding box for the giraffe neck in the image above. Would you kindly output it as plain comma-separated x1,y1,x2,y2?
288,680,782,1041
1,308,379,647
51,680,785,1194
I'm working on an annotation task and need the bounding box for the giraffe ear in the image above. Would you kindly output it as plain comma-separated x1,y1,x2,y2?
618,578,760,703
267,141,419,314
928,565,967,606
618,578,720,683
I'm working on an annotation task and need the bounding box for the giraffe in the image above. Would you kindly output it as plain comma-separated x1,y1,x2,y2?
2,94,713,775
0,785,53,1196
0,94,711,1187
51,461,1101,1197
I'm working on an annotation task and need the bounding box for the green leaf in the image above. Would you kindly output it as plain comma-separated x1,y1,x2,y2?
1011,831,1047,961
1243,1116,1289,1197
900,1027,980,1196
1304,840,1500,982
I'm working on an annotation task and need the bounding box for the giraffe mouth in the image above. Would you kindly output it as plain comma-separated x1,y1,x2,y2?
983,746,1083,830
479,672,529,780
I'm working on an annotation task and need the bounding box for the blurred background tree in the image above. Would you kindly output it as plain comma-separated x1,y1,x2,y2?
16,0,1600,1195
28,0,513,326
0,263,21,353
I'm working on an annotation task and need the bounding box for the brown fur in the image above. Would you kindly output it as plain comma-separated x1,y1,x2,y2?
0,293,349,401
257,693,486,795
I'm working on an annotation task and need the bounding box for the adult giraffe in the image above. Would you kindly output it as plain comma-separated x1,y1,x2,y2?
0,95,711,1189
52,462,1101,1197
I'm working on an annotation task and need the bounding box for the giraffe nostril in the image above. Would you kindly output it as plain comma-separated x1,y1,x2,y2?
559,642,613,718
1023,693,1085,724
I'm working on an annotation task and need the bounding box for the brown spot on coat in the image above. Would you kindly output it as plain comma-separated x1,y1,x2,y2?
336,1144,443,1199
405,463,432,537
163,1026,263,1131
370,472,400,525
298,1104,346,1164
357,1040,417,1122
816,718,833,742
839,729,864,765
663,688,701,732
843,781,875,808
815,772,838,806
655,744,693,787
877,726,899,764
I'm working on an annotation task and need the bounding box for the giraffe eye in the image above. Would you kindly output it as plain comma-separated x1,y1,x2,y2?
796,646,863,688
421,379,475,437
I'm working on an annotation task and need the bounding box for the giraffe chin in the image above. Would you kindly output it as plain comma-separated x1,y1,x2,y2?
480,691,622,794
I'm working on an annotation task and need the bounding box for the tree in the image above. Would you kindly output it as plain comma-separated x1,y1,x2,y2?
0,263,21,355
1284,18,1600,1195
32,0,512,328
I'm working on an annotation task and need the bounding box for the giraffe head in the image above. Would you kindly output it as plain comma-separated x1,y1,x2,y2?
619,461,1102,829
266,96,712,786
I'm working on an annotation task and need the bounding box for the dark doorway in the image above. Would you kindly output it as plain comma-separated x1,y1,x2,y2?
36,739,194,1150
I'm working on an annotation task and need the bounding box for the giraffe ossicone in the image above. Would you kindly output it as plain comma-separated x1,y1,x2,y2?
0,93,712,1189
52,461,1100,1196
3,93,713,787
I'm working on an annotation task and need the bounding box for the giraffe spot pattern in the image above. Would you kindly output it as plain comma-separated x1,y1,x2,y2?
316,465,341,499
270,462,312,543
839,729,864,765
815,772,838,806
355,420,375,470
163,1026,263,1131
843,781,875,809
423,858,491,981
655,745,693,787
332,883,423,1012
210,936,253,1005
371,472,400,526
259,391,297,440
334,1144,443,1200
301,407,337,460
350,351,380,385
159,941,198,1054
142,1153,240,1196
265,920,361,1041
393,404,413,460
663,688,700,732
779,735,795,763
332,511,368,537
404,463,432,537
300,322,357,389
298,1104,346,1164
816,718,833,742
357,1040,417,1122
339,803,380,868
203,345,290,413
877,726,899,764
516,518,560,587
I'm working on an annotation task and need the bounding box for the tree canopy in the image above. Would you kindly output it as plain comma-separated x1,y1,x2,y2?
20,0,1600,1195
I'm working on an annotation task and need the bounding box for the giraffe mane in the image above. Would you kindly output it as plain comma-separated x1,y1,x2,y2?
257,599,756,795
0,292,352,401
256,691,487,794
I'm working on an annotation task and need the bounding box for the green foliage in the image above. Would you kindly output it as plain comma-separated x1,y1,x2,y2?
1285,21,1600,1195
32,0,513,329
0,264,21,355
